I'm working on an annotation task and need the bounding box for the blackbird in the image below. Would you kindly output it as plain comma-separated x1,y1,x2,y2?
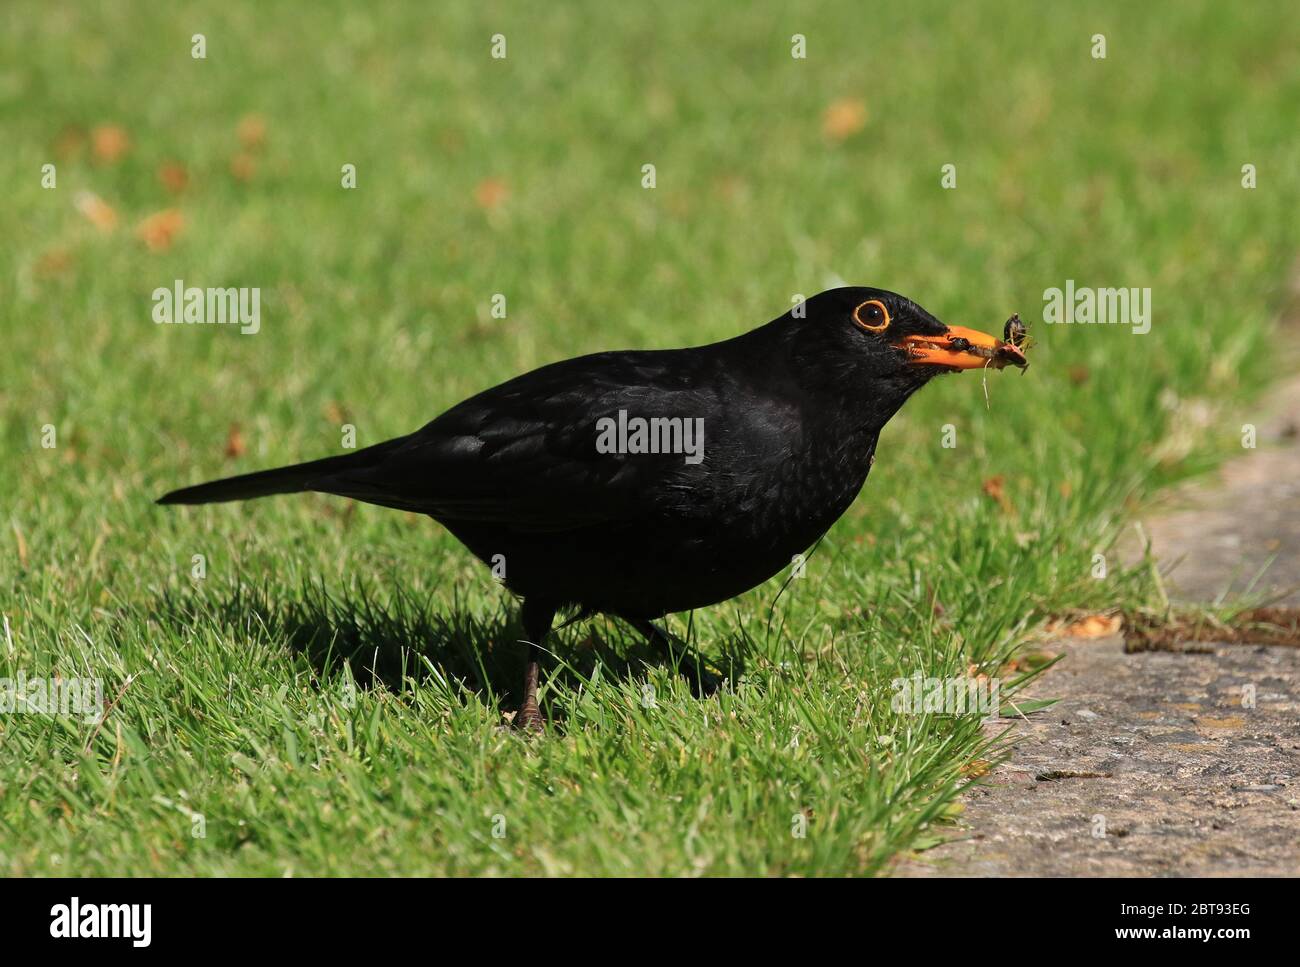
158,287,1026,729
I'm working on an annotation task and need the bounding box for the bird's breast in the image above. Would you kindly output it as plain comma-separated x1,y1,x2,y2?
651,419,877,593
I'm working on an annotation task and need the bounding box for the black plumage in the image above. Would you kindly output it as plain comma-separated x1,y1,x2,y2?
159,287,1025,728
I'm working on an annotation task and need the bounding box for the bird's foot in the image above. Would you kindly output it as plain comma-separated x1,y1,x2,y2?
514,658,545,733
515,696,545,733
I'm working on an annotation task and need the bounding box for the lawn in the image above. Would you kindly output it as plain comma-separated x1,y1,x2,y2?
2,0,1298,875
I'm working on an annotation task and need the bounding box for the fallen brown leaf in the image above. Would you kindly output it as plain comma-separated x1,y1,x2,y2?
135,209,185,251
1054,613,1123,639
473,177,509,211
224,423,246,459
238,114,267,149
982,475,1014,513
75,191,118,232
91,124,130,163
822,98,867,141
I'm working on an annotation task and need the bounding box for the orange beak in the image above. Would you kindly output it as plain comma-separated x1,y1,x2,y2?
898,325,1027,371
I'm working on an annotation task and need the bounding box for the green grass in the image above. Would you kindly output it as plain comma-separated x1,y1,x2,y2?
2,0,1298,875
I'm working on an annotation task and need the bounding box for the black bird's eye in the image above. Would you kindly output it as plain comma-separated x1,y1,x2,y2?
853,299,890,333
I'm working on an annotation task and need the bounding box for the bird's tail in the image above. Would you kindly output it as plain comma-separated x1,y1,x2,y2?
156,437,407,506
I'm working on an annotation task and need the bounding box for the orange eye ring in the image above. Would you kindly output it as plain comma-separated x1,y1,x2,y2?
853,299,891,332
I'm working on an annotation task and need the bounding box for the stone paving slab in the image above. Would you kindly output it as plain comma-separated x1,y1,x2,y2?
895,633,1299,876
896,377,1300,877
1138,376,1300,608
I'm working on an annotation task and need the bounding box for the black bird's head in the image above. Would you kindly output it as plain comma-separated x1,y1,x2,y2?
776,287,1027,417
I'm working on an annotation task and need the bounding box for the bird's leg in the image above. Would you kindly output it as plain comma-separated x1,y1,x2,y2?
519,659,541,731
516,598,556,733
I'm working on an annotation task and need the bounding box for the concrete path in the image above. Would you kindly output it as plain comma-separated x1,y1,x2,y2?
896,377,1300,876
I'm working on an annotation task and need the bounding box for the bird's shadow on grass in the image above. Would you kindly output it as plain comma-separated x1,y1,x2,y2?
153,582,740,721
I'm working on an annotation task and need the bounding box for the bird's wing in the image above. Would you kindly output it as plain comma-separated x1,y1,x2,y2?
312,349,757,532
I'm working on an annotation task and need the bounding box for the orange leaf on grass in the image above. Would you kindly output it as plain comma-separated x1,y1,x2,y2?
75,191,118,232
982,475,1014,514
474,177,509,211
91,124,130,163
821,98,867,141
224,423,246,459
323,401,351,425
135,209,185,251
1052,614,1123,639
237,114,267,150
